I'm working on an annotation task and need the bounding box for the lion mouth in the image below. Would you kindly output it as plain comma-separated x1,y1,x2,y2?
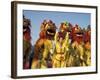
46,29,56,37
76,32,83,37
76,34,82,37
47,31,55,36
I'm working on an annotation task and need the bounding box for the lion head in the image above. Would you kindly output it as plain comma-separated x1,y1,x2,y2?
71,24,83,43
39,20,57,40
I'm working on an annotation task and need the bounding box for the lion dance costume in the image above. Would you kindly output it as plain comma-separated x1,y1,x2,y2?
31,20,56,69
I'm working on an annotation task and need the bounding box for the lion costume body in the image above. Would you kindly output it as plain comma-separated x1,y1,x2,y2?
31,20,56,69
70,24,85,66
52,22,70,68
23,16,32,69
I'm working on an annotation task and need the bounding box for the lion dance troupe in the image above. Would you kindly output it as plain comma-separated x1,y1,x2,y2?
23,16,91,69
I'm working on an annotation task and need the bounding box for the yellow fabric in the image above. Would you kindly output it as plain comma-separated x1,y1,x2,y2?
52,32,70,68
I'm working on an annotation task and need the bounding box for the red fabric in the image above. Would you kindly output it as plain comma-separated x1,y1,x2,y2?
23,61,29,69
71,27,83,44
39,31,46,39
84,31,91,43
24,32,31,42
58,32,66,39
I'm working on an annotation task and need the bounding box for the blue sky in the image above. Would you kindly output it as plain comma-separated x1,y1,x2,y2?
23,10,91,45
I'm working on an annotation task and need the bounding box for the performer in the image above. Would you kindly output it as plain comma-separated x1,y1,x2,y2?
31,20,56,69
52,22,70,68
23,16,32,69
83,26,91,66
71,24,85,66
